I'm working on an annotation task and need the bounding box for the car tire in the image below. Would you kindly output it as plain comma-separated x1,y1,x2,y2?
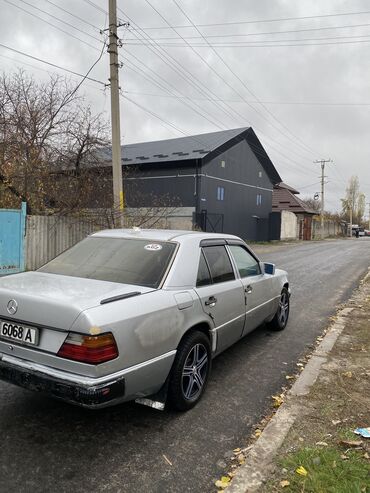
267,287,290,331
168,331,211,411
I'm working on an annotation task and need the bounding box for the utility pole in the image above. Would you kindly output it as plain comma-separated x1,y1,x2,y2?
314,159,332,240
349,204,353,237
368,203,370,230
108,0,124,223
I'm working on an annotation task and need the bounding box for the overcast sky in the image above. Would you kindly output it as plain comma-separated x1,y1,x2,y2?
1,0,370,215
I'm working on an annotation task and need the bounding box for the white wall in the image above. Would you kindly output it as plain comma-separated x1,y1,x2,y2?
280,210,298,240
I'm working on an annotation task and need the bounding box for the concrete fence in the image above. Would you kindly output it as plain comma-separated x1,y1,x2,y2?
25,207,194,270
312,218,342,239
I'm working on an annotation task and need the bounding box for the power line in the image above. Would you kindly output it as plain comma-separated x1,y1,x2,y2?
18,0,99,43
169,0,318,157
0,42,106,86
136,9,370,30
3,0,101,52
127,21,370,41
138,0,316,166
124,38,370,48
42,0,101,31
0,52,105,94
122,90,370,106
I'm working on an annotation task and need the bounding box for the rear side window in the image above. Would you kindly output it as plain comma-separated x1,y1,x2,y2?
196,251,212,287
202,246,235,284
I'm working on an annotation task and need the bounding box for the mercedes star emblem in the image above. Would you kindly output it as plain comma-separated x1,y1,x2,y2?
6,299,18,315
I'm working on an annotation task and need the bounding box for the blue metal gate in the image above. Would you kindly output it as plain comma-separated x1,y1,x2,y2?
0,203,26,276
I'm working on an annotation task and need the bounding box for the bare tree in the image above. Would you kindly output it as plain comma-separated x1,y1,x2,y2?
0,70,185,230
0,70,109,212
301,197,321,213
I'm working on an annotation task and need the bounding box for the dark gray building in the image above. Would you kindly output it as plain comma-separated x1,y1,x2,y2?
103,127,282,240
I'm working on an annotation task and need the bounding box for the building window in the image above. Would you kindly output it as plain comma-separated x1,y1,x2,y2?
217,186,225,201
221,160,226,168
258,171,262,178
256,193,262,206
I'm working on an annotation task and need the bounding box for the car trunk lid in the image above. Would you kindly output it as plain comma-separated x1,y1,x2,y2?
0,271,153,330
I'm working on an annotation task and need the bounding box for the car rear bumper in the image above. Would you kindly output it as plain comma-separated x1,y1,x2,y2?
0,357,126,408
0,350,176,409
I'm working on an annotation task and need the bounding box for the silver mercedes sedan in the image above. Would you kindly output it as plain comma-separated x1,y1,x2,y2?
0,229,290,411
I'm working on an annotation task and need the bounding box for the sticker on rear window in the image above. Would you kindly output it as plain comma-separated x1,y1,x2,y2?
144,243,163,251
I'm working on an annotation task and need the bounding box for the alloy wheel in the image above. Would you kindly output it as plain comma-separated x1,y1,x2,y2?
181,343,208,400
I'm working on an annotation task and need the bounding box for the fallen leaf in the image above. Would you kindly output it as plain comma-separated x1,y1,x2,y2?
332,420,341,426
296,363,304,367
296,465,308,476
285,375,295,380
339,440,363,448
364,452,370,460
233,448,241,454
342,371,353,378
215,476,230,489
280,479,290,488
255,429,262,437
215,481,227,489
341,454,349,460
272,395,284,407
315,441,328,447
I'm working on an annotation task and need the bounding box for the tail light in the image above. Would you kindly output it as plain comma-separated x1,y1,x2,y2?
58,332,118,364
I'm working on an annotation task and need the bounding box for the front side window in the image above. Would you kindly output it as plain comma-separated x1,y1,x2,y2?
202,246,235,284
38,237,176,288
229,245,261,278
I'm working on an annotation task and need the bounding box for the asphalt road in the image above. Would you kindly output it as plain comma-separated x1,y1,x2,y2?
1,238,369,493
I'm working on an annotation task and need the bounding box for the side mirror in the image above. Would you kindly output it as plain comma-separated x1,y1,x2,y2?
264,262,275,275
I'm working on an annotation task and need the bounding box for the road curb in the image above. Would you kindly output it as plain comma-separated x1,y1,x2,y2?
226,269,370,493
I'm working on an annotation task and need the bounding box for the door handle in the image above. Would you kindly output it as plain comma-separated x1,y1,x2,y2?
205,296,217,307
245,285,253,294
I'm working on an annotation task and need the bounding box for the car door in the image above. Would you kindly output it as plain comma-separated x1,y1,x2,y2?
227,244,275,335
194,244,245,354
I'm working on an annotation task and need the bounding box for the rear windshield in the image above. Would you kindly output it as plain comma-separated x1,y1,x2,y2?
38,237,177,288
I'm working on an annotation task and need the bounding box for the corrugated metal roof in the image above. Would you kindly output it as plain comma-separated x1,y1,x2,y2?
272,187,317,214
100,127,249,164
275,182,300,194
98,127,282,185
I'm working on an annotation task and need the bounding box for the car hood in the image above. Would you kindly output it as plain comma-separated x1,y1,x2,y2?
0,272,154,330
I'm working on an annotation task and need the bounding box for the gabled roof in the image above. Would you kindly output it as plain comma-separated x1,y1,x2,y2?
99,127,281,184
272,186,317,214
275,182,300,194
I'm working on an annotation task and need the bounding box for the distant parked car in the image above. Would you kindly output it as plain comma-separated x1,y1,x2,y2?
0,229,290,411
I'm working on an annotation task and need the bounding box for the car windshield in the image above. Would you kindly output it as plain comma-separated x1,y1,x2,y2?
38,237,177,288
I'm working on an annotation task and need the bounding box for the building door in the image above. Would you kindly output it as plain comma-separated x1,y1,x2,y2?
303,216,312,240
0,203,26,275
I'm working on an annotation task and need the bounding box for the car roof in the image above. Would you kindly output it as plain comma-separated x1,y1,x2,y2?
91,228,241,243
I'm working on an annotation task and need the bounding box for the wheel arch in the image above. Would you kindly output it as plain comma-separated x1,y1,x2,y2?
177,321,212,347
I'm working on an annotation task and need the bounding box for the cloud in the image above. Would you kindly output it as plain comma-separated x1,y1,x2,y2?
1,0,369,212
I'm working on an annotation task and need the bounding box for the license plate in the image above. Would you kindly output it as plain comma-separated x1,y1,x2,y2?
0,321,39,346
